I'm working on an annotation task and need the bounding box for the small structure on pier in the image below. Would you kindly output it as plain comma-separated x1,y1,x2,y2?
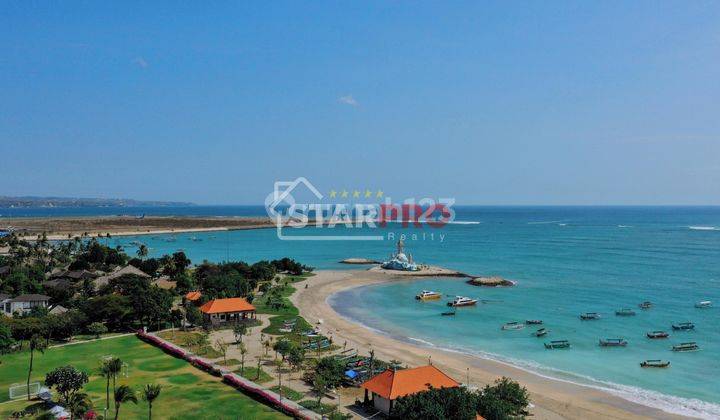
381,240,419,271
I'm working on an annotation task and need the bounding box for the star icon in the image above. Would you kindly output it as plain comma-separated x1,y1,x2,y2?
329,190,337,198
352,190,361,198
364,189,373,198
341,190,349,198
376,190,384,198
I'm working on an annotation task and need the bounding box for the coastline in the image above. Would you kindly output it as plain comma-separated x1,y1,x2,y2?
291,270,689,420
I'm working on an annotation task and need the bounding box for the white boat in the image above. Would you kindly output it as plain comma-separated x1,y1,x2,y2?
416,290,442,301
447,296,478,307
502,322,525,331
694,300,712,308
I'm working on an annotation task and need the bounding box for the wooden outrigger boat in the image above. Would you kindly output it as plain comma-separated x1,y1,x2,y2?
534,328,548,337
640,360,670,368
615,308,636,316
599,338,628,347
501,322,525,331
671,322,695,331
580,312,601,320
416,290,442,301
447,296,478,307
647,331,669,339
672,342,699,352
525,319,543,325
544,340,570,349
694,300,712,309
638,301,653,309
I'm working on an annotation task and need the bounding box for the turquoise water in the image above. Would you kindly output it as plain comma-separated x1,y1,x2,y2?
101,206,719,417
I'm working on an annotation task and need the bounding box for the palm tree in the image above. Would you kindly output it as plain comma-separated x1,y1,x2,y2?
113,385,138,420
66,392,93,420
27,335,46,400
107,358,123,393
142,384,162,420
137,244,148,259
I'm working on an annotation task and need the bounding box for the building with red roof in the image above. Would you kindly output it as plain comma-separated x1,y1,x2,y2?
360,365,460,415
199,297,256,325
184,291,202,303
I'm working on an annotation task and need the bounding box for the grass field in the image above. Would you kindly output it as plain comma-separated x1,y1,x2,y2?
0,335,287,419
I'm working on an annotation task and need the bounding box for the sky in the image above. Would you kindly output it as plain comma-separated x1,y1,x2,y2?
1,2,719,205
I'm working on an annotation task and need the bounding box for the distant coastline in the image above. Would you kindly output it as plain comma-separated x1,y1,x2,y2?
0,196,195,208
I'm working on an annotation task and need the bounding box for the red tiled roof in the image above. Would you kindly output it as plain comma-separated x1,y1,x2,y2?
360,365,460,400
185,291,202,301
199,297,255,314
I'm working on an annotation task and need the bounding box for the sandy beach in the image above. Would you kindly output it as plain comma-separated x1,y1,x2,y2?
291,270,687,420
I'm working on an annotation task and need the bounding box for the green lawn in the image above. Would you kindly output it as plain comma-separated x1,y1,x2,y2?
0,335,287,419
236,366,273,384
269,386,304,401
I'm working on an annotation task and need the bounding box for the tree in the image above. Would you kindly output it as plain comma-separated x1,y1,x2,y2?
391,386,480,420
27,334,46,400
44,365,89,404
66,391,93,420
287,345,305,373
87,322,108,339
233,323,247,344
0,322,16,355
272,339,292,361
312,375,329,407
314,356,345,389
113,385,138,420
215,338,229,365
238,343,248,375
142,383,162,420
137,244,148,259
477,377,530,420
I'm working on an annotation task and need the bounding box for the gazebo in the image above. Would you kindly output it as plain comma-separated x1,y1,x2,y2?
199,297,256,325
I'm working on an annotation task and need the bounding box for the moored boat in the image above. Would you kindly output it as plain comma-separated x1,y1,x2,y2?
640,360,670,368
416,290,442,301
639,301,653,309
671,322,695,330
672,342,699,352
447,296,478,307
694,300,712,309
534,328,548,337
647,331,669,339
580,312,601,320
599,338,628,347
501,322,525,331
525,319,543,325
615,308,636,316
544,340,570,349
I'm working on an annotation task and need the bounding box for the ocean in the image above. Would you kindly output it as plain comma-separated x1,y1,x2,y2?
6,206,719,417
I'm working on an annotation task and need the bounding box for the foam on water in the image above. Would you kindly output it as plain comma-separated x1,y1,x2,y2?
689,226,718,231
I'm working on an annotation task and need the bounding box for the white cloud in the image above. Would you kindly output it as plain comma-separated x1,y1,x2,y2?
134,57,148,68
338,95,358,107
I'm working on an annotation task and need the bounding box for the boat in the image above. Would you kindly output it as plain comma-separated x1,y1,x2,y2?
615,308,636,316
580,312,601,320
544,340,570,349
640,360,670,368
599,338,628,347
501,322,525,331
534,328,548,337
638,301,653,309
440,310,456,316
671,322,695,330
672,342,699,352
647,331,669,339
525,319,543,325
447,296,478,307
416,290,442,301
694,300,712,308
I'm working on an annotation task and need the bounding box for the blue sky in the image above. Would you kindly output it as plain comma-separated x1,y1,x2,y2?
1,2,719,205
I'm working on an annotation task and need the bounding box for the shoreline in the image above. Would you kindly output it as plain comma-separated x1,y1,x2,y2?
291,270,690,420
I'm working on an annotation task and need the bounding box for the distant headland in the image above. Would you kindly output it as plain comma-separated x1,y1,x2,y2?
0,196,195,208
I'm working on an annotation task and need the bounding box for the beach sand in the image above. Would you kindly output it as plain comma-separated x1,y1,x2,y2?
291,270,687,420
